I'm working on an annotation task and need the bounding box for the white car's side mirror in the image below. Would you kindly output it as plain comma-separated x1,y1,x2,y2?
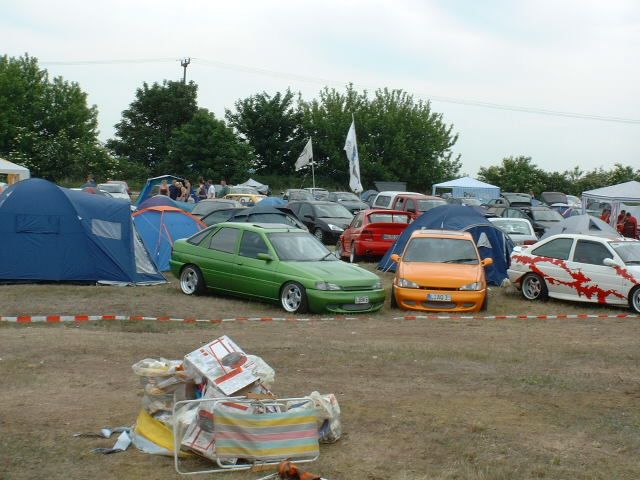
603,257,620,268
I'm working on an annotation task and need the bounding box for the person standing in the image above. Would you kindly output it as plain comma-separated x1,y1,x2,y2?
169,180,180,200
617,209,627,233
219,179,230,198
197,177,207,201
82,174,97,188
159,180,169,196
622,212,638,239
600,208,611,224
207,179,216,199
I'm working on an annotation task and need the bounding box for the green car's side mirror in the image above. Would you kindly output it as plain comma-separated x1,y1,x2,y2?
257,253,273,262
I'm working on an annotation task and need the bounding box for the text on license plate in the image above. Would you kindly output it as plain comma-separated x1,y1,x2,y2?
383,234,399,240
355,296,370,304
428,293,451,302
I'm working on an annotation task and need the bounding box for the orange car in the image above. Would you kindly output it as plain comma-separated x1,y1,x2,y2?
390,230,493,312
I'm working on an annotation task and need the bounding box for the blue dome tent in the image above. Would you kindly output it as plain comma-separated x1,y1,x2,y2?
378,205,514,286
133,206,205,271
0,179,165,284
137,194,194,212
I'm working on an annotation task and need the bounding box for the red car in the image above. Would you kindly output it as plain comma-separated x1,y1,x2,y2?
337,210,411,263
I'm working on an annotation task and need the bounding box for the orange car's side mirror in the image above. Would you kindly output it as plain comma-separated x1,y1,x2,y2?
390,254,401,263
481,257,493,267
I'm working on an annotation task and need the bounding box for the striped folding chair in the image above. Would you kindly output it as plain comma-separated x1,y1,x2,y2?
173,397,319,475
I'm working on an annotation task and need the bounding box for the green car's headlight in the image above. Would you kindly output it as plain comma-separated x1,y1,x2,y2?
373,280,382,289
398,278,420,289
459,282,482,291
315,281,342,291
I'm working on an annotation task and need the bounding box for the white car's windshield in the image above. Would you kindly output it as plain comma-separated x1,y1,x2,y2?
610,242,640,264
404,238,479,264
268,232,336,261
492,219,533,235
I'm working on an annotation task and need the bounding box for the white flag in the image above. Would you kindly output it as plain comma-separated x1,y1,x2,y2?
295,138,313,171
344,120,363,194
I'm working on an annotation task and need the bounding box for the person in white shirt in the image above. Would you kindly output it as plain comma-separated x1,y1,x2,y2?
207,179,216,199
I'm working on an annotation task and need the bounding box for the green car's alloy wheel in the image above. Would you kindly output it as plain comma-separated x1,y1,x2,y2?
280,282,309,313
180,265,204,295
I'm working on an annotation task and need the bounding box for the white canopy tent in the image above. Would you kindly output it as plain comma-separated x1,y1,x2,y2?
0,157,30,185
432,176,500,203
582,181,640,226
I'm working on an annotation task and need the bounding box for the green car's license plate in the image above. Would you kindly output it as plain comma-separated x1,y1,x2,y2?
355,296,370,304
428,293,451,302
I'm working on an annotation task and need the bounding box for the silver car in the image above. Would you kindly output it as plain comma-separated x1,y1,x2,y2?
489,217,538,246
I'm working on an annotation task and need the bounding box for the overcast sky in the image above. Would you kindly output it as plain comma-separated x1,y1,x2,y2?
3,0,639,176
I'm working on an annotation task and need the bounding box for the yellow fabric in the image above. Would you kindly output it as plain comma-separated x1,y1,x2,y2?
134,409,187,455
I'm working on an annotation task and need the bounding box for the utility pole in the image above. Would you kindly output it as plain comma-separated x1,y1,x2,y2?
180,57,191,83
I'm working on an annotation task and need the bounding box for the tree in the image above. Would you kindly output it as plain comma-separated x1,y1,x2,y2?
167,109,253,182
225,89,304,175
107,80,198,175
298,85,460,190
478,156,546,193
0,54,111,180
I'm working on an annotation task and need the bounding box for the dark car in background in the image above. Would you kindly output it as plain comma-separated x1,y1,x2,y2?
282,189,314,202
488,205,563,236
200,207,245,227
328,191,369,214
486,192,533,208
287,200,354,243
190,199,242,219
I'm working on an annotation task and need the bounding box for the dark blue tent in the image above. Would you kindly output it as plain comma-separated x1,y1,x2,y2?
135,175,186,207
378,205,514,286
137,194,194,212
0,179,165,284
133,206,204,271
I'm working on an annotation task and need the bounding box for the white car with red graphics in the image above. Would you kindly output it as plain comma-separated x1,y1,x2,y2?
508,234,640,313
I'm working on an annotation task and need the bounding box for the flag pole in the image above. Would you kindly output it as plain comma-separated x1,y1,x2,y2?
310,137,315,189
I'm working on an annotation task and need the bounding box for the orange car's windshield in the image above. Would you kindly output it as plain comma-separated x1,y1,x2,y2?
404,238,479,264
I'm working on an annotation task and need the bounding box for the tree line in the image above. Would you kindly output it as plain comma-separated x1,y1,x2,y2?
478,156,640,196
1,53,636,195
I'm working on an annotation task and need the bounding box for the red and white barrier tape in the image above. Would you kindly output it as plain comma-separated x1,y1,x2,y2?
396,313,639,320
0,314,364,324
0,313,638,324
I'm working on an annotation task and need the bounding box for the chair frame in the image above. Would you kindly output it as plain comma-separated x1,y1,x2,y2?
173,396,318,476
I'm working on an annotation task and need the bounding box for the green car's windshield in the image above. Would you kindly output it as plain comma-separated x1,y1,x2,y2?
404,237,479,264
268,232,337,261
610,241,640,264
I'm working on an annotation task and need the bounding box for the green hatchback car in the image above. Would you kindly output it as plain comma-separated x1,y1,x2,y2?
170,223,385,314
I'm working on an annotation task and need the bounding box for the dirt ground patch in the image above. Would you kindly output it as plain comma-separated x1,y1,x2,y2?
1,270,640,479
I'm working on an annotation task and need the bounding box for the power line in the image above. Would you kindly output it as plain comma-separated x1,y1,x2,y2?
39,57,640,125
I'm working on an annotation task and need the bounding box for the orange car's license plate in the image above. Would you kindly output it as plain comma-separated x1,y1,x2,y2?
428,293,451,302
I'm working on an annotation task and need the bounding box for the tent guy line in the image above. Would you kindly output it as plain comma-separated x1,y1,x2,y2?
1,313,637,324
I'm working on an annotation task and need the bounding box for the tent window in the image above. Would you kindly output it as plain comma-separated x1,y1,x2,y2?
16,214,60,234
92,219,122,240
